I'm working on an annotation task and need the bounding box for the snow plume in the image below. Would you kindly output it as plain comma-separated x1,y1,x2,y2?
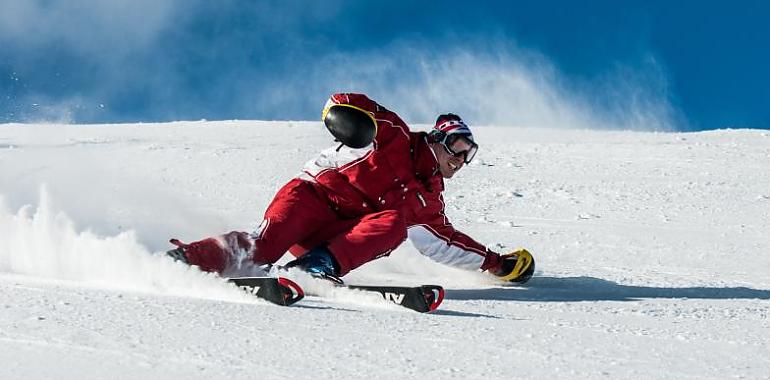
1,0,685,131
286,39,685,131
0,188,244,301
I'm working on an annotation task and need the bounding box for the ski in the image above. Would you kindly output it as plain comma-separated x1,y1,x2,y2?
346,284,445,313
228,275,444,312
255,265,445,312
228,276,304,306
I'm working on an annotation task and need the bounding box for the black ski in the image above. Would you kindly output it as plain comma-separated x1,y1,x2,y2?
284,271,445,312
227,275,444,312
228,276,304,306
346,284,445,313
274,269,445,312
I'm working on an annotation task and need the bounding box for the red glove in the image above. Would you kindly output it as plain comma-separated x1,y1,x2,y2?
480,250,504,274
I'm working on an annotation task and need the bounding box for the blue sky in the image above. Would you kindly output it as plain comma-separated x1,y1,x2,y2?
1,0,768,130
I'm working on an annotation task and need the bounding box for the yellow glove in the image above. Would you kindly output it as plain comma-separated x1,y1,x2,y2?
486,248,535,284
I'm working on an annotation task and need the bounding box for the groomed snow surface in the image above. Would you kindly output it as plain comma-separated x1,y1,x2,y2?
1,121,768,379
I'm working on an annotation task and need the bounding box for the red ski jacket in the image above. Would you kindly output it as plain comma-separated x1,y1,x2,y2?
299,93,494,270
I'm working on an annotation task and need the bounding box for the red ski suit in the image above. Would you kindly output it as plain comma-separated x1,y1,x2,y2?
185,93,496,276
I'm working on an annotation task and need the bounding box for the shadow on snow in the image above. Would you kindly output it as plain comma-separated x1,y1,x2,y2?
447,276,770,302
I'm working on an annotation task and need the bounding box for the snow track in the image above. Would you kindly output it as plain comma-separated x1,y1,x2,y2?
1,122,768,379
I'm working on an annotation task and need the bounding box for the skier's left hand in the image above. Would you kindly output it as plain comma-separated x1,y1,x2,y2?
481,248,535,284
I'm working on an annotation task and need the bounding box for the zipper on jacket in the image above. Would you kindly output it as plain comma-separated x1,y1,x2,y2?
416,191,427,208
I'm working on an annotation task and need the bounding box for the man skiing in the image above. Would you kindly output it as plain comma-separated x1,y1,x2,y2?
168,93,534,284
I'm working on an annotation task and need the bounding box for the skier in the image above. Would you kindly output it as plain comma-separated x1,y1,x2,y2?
168,93,534,284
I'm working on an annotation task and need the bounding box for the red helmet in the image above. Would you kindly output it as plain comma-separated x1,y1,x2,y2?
430,113,478,163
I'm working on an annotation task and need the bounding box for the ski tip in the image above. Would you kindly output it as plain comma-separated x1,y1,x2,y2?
347,284,445,313
277,277,305,305
229,276,305,307
422,285,445,312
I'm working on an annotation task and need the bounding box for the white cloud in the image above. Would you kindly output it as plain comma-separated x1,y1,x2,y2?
0,0,181,57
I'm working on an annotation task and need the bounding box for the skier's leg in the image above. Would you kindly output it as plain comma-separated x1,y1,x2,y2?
251,179,339,264
324,209,407,276
286,218,361,258
177,179,337,273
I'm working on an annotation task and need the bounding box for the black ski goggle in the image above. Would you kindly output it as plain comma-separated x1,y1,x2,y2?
440,134,478,164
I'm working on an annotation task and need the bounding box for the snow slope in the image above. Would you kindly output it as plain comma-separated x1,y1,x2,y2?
1,121,769,379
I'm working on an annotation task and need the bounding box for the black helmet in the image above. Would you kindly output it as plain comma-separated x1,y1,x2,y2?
323,104,377,149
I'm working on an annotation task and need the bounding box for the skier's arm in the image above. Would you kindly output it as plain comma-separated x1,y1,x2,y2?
407,222,493,270
408,219,531,280
407,192,501,271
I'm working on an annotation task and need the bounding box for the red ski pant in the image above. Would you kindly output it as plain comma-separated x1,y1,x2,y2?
185,179,407,276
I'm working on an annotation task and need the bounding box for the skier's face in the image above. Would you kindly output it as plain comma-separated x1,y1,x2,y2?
434,142,466,179
433,134,477,179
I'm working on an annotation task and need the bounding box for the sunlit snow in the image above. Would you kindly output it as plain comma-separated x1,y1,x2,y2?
1,121,768,379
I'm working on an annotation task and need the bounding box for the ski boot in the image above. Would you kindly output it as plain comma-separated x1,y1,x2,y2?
285,246,344,285
166,239,190,264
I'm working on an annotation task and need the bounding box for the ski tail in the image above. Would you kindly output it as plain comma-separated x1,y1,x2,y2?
229,277,304,306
